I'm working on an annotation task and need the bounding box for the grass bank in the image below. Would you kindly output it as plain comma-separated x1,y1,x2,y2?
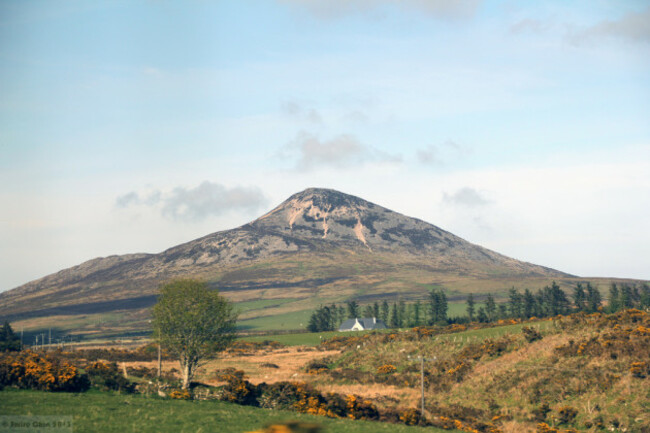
0,389,455,433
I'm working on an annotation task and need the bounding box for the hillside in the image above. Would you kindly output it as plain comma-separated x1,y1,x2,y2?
297,309,650,432
0,187,612,337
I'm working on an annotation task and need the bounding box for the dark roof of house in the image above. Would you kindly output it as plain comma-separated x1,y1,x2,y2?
338,317,387,331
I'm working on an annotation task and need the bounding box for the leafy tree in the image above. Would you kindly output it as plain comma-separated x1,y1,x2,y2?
466,293,476,322
152,279,237,389
0,321,21,352
346,301,360,319
485,294,497,322
362,304,374,318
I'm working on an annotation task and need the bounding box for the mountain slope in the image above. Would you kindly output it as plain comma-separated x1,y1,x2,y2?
0,188,573,333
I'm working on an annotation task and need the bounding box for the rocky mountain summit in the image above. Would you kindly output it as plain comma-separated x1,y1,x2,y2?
0,188,569,323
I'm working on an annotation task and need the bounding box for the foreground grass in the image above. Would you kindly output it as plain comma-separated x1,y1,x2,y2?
0,389,453,433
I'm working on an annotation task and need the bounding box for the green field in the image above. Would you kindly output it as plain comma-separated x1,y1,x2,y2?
0,390,455,433
241,319,554,347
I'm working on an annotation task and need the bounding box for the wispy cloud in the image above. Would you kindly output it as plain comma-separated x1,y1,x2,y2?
509,18,550,35
115,182,267,222
442,187,490,207
279,0,481,20
417,140,470,165
281,100,323,124
568,7,650,45
282,131,401,170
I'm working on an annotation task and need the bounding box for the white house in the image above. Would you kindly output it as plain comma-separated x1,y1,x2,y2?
338,317,387,332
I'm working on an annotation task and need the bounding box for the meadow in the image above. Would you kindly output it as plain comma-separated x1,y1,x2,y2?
0,389,453,433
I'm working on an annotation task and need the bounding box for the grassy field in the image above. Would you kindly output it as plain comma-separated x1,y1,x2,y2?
0,389,455,433
241,319,554,346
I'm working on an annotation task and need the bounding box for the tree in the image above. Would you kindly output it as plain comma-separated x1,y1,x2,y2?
508,288,522,319
0,321,21,352
639,284,650,308
362,304,374,318
389,302,400,328
380,300,389,323
398,300,406,327
523,289,536,318
346,300,360,319
476,307,488,323
373,302,380,318
152,279,238,390
573,283,587,312
428,289,448,325
412,301,422,326
466,293,476,322
586,283,602,313
608,284,620,313
485,294,497,322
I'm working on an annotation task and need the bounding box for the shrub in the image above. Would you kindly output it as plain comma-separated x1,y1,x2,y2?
522,326,543,343
305,361,329,374
557,406,578,425
532,403,552,422
85,360,136,393
399,408,423,426
213,367,246,382
169,389,192,400
376,364,397,374
220,377,259,406
0,351,90,392
630,361,650,378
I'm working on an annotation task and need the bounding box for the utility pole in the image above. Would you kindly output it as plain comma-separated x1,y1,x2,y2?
410,355,436,419
20,326,23,351
420,356,425,416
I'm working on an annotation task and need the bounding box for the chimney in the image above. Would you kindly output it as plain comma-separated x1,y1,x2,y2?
373,317,376,324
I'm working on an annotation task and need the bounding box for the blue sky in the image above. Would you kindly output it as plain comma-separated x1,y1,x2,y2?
1,0,649,291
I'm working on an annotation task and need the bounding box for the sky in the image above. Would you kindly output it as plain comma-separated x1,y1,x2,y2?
1,0,649,291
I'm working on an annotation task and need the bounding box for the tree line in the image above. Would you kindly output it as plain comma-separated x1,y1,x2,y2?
306,282,650,331
307,289,448,332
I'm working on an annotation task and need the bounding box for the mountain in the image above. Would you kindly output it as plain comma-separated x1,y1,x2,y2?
0,188,577,336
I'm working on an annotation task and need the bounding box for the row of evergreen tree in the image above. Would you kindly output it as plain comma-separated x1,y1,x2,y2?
306,289,449,332
306,282,650,331
466,282,649,323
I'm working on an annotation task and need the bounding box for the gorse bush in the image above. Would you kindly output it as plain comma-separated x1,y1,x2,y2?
0,350,90,392
84,360,136,393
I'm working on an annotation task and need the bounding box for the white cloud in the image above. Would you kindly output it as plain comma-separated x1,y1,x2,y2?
282,131,401,170
442,187,490,207
116,182,267,222
568,7,650,45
